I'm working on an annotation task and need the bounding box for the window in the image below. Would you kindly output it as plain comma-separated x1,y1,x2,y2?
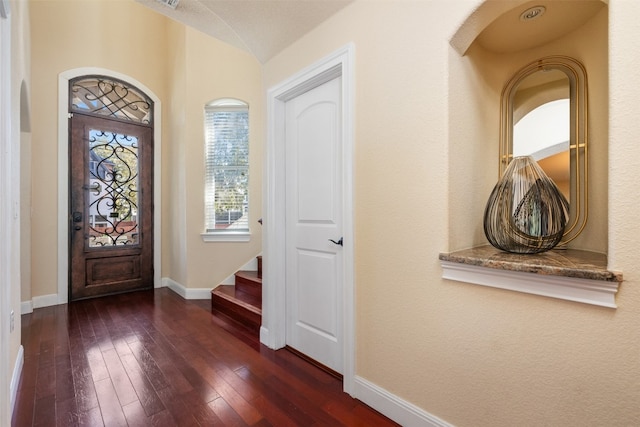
203,99,249,241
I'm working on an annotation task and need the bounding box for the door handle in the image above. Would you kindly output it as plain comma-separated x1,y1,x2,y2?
329,237,343,246
83,182,102,194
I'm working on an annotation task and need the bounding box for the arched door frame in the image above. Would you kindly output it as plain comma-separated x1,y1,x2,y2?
57,67,162,304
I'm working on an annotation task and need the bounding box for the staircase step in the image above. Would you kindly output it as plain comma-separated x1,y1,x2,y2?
211,285,261,332
235,270,262,300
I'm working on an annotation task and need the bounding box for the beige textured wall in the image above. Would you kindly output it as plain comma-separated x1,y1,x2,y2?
180,27,263,289
29,0,169,298
264,1,640,426
164,19,188,283
161,23,263,289
28,0,263,299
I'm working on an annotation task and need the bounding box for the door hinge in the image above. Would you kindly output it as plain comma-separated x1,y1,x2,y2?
68,113,73,119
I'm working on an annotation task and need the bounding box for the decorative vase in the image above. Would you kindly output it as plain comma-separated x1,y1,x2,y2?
483,156,569,254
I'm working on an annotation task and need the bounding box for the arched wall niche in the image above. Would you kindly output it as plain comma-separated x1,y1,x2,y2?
442,1,616,307
447,0,608,254
450,0,532,56
451,0,608,57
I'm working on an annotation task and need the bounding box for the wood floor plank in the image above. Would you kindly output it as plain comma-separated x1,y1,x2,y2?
250,376,316,426
77,406,104,427
202,370,263,425
129,334,194,396
122,399,153,427
263,374,343,426
72,370,100,414
94,377,128,426
21,314,42,357
11,386,35,427
172,334,258,404
85,342,110,382
34,339,55,400
14,289,400,427
54,353,75,403
102,347,139,407
351,402,403,426
135,328,221,404
181,389,226,425
148,409,177,426
207,396,250,427
32,395,55,427
249,394,300,427
126,340,171,392
17,354,38,392
119,352,166,417
84,300,115,353
55,396,79,427
323,399,379,427
73,301,96,342
53,305,71,358
154,384,200,427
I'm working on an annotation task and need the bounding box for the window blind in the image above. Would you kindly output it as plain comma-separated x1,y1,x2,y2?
204,103,249,232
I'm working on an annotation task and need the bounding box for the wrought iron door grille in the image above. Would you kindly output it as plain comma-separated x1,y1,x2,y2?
70,76,153,125
87,130,139,247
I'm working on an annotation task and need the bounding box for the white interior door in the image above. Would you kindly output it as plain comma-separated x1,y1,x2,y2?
285,76,343,374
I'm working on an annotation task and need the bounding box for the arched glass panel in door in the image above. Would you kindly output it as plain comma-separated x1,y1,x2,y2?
70,76,153,124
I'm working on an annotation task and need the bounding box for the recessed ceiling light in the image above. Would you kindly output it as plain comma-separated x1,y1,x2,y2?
520,6,546,22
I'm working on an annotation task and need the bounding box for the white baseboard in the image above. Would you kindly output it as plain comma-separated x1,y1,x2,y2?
24,280,211,312
354,376,452,427
10,345,23,418
32,293,59,310
162,277,212,300
20,300,32,315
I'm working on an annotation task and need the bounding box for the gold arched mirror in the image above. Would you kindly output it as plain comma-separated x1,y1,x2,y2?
500,56,588,245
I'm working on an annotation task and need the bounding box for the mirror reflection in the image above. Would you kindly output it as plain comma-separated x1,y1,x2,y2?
512,69,570,199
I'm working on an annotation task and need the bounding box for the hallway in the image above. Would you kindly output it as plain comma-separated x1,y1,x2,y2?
12,289,397,426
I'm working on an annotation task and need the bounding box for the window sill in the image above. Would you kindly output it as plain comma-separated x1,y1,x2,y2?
201,231,251,243
439,245,622,308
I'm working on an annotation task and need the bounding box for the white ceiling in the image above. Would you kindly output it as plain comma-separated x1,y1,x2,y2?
135,0,353,63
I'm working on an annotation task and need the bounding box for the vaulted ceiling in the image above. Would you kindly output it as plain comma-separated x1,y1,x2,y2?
135,0,353,63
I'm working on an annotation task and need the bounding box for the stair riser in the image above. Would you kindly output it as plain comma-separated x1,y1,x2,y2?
211,294,261,332
210,256,262,337
235,275,262,300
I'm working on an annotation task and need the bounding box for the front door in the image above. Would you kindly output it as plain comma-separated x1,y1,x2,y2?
285,76,343,373
69,112,153,300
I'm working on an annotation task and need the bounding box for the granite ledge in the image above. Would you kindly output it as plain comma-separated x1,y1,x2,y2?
439,245,623,283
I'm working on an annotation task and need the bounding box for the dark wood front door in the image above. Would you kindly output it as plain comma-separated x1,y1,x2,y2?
69,113,153,301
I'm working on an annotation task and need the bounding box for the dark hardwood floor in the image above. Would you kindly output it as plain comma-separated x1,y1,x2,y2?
12,288,399,427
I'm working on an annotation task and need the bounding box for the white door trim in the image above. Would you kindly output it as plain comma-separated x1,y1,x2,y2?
57,68,162,304
262,44,355,394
